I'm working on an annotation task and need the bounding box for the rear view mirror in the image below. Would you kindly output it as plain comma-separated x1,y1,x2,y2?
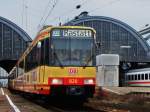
96,41,101,48
37,41,41,48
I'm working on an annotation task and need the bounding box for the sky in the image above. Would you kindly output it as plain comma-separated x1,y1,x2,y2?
0,0,150,39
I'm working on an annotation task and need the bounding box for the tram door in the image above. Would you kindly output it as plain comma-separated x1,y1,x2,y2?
38,38,49,83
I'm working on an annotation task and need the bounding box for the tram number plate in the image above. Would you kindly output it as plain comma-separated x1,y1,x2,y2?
68,79,78,84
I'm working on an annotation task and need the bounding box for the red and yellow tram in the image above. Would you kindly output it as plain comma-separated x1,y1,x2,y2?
8,26,96,99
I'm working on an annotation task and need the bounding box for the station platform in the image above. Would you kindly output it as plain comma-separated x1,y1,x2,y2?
100,87,150,95
0,88,50,112
0,88,14,111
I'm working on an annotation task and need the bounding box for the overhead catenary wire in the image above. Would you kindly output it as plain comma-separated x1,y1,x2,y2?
48,0,88,25
38,0,59,29
38,0,52,28
42,0,59,25
25,4,28,31
22,0,25,29
21,0,29,31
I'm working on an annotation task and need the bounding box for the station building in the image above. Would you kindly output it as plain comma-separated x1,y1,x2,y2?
65,12,150,68
144,35,150,46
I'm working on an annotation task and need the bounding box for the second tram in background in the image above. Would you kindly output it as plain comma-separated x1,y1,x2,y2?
125,68,150,86
8,26,96,101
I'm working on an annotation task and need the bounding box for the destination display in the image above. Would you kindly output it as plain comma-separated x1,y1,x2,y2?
63,29,92,37
52,29,92,37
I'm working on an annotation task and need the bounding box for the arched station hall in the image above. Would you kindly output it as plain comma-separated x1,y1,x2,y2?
0,16,31,73
65,12,150,70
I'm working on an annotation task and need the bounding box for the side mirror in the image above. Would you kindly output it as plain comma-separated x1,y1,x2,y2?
37,41,41,48
96,41,101,48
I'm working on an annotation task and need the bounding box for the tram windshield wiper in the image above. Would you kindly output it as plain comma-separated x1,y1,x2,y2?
53,52,64,68
83,54,94,68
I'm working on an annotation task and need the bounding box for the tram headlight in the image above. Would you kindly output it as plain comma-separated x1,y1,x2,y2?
51,79,63,85
84,79,94,84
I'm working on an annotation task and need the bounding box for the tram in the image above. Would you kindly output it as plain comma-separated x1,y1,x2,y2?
8,26,96,100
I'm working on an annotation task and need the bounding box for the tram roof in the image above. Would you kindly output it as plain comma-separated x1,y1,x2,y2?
127,68,150,73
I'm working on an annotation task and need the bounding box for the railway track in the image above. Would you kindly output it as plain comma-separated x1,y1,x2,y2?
9,86,150,112
45,104,101,112
4,87,104,112
7,88,150,112
23,96,102,112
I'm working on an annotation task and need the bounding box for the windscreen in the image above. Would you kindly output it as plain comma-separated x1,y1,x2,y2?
51,28,94,66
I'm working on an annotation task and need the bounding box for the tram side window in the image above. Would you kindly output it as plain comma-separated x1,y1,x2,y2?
30,46,38,70
45,38,49,65
138,74,140,80
25,45,39,72
131,75,133,80
141,74,144,80
18,60,24,76
38,39,50,65
40,40,45,65
145,73,148,80
25,52,32,72
135,75,137,80
128,75,131,80
149,73,150,80
25,39,49,72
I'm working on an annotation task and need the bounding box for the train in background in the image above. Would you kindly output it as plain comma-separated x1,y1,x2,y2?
125,68,150,86
8,26,96,101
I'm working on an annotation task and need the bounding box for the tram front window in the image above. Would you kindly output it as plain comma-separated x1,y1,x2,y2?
51,37,94,66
